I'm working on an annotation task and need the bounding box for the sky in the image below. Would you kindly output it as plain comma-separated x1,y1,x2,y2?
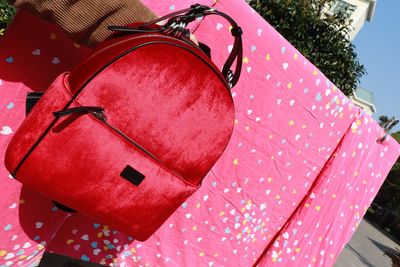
352,0,400,132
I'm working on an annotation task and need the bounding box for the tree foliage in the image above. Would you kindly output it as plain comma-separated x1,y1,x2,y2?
0,0,15,35
248,0,366,96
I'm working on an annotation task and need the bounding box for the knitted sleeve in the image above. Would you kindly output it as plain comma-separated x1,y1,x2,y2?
7,0,157,47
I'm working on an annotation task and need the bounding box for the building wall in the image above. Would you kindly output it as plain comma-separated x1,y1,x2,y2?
346,0,371,40
349,96,375,115
326,0,375,40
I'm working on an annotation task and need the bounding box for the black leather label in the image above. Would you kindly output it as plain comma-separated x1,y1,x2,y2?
120,165,145,186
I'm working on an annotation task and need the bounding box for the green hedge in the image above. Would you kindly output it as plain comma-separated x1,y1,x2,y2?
0,0,15,35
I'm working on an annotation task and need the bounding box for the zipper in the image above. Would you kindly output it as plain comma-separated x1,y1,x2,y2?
93,113,187,180
14,39,231,177
53,106,162,165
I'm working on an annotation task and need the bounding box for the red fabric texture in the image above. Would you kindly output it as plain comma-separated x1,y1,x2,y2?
5,29,235,240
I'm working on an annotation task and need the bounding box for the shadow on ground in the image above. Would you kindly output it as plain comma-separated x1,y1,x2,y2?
369,238,400,267
344,243,376,267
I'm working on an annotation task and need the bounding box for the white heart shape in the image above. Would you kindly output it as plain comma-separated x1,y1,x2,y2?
52,57,60,64
32,49,41,56
35,221,43,229
216,23,223,30
257,28,262,36
0,126,13,135
5,253,15,260
325,89,331,96
283,62,289,70
282,232,289,239
260,203,267,210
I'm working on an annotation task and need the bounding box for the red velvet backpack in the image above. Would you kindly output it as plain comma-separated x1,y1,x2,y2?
5,4,242,241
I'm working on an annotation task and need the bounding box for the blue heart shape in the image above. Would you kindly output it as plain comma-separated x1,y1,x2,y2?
81,255,90,262
251,45,256,52
5,57,13,63
4,224,12,231
16,249,25,256
34,235,40,241
316,92,322,101
169,5,175,10
93,223,100,229
225,227,231,234
182,202,187,208
6,103,14,109
281,46,286,54
51,206,58,211
90,241,98,248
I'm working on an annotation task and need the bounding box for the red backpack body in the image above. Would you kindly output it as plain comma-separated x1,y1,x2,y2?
5,5,242,241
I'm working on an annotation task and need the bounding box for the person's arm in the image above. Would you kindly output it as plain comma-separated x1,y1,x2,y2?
8,0,157,47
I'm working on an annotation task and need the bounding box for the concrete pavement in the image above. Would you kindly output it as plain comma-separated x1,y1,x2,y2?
335,219,400,267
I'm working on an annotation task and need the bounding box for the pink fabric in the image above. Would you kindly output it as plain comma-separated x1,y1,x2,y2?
0,1,399,267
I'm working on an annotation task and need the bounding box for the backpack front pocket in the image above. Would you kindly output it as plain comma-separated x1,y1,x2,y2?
16,102,199,241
